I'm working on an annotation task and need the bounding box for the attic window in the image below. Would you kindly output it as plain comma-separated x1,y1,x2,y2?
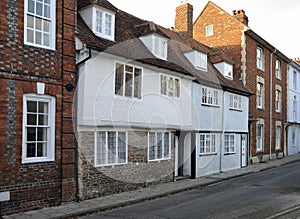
140,34,168,60
195,51,207,71
224,62,233,79
94,8,115,41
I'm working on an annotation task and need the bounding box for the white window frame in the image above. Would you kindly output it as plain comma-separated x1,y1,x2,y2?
148,132,171,161
22,94,56,163
160,74,180,98
275,59,281,80
275,89,281,112
24,0,56,50
257,124,263,152
257,47,264,70
224,134,235,154
292,127,296,147
199,134,217,155
257,82,263,109
95,131,128,167
202,87,219,106
229,94,242,111
224,62,233,79
275,125,281,150
93,7,115,41
114,62,142,99
152,35,168,60
293,70,297,90
195,51,207,71
293,96,297,121
206,25,214,37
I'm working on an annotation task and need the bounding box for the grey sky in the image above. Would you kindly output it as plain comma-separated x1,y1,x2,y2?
108,0,300,59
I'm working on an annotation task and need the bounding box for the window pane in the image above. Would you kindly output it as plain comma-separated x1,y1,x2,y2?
115,64,124,95
161,75,167,95
36,17,42,30
105,14,112,35
96,10,103,33
37,143,47,157
43,33,50,46
134,69,141,98
43,20,50,32
38,115,48,125
174,79,180,97
118,132,126,163
44,5,50,18
164,133,170,158
168,77,174,96
27,127,36,141
27,101,37,112
107,132,116,164
97,132,106,165
36,31,42,45
149,132,156,160
27,143,36,157
27,114,37,125
38,101,48,113
125,72,133,97
157,133,162,159
27,15,34,28
37,127,47,141
27,29,34,43
28,0,35,13
36,2,43,16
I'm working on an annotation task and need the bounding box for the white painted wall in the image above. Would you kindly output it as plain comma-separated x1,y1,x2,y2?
77,52,193,130
221,134,242,172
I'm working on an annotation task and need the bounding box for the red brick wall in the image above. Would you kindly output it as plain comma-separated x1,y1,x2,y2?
0,0,76,215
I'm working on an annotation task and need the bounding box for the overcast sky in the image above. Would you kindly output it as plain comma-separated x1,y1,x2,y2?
108,0,300,59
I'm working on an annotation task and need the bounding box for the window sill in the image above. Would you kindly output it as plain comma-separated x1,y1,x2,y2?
229,108,243,112
201,103,220,108
24,42,56,51
148,158,171,163
199,153,217,156
257,107,264,111
22,158,55,164
224,152,236,156
95,162,127,168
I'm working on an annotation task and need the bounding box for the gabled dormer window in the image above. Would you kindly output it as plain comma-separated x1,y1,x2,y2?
185,50,207,71
140,34,168,60
214,62,233,80
93,7,115,41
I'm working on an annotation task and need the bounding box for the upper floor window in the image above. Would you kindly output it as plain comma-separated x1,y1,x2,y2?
24,0,56,49
257,82,264,109
206,25,214,37
195,51,207,71
199,134,216,155
140,34,168,60
229,94,242,111
115,63,142,99
224,134,235,154
224,62,233,79
94,8,115,41
161,75,180,98
293,70,297,90
257,47,264,70
202,87,219,106
95,131,127,166
148,132,171,161
293,96,297,121
275,89,281,112
275,59,281,79
22,94,55,163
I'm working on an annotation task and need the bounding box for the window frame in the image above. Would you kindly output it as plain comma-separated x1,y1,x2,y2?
275,125,281,150
195,51,208,71
22,94,56,164
293,70,297,90
229,94,242,111
93,7,115,41
224,134,235,154
160,74,180,98
256,124,263,152
256,47,264,71
24,0,56,50
292,127,296,147
201,86,219,107
205,25,214,37
199,134,217,155
257,82,264,109
148,132,171,161
293,96,297,121
275,89,281,113
275,59,281,80
94,131,128,167
114,62,142,99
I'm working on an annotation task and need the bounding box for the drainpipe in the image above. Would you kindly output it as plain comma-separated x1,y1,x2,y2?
75,47,92,202
270,49,277,160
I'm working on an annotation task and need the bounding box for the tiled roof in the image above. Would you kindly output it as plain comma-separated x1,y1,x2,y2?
76,0,251,96
77,0,118,12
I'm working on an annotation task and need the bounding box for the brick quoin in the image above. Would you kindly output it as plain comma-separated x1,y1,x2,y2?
0,0,76,215
191,2,289,162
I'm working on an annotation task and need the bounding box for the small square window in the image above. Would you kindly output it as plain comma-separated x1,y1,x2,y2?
206,25,214,37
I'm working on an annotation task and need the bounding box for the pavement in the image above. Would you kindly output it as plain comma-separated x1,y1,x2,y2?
3,153,300,219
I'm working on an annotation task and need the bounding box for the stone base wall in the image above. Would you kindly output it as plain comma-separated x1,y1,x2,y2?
78,130,175,200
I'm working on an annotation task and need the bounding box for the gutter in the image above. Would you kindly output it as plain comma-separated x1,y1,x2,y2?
270,48,277,160
74,47,92,202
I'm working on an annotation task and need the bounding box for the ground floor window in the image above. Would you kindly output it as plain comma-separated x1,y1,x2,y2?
148,132,171,161
224,134,235,154
95,131,127,166
22,94,56,163
276,125,281,150
257,124,263,152
199,134,216,155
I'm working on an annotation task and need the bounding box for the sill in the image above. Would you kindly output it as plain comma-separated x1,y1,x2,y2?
22,158,55,164
276,111,281,114
229,108,243,112
24,42,56,51
257,67,264,72
201,103,220,108
257,107,264,111
148,158,171,163
95,162,127,168
114,94,142,100
199,153,217,156
224,152,236,156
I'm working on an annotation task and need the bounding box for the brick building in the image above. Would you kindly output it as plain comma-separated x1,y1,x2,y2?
0,0,76,215
189,1,290,162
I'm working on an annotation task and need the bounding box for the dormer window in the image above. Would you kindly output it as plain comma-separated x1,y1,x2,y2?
185,50,207,71
214,62,233,80
140,34,168,60
93,7,115,41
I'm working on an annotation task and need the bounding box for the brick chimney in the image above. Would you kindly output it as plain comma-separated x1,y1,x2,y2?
294,57,300,65
175,2,193,38
232,10,249,26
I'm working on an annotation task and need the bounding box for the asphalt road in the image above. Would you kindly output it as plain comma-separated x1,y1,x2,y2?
83,161,300,219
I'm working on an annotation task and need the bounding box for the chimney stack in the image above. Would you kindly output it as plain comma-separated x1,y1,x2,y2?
232,9,249,26
294,57,300,65
175,2,193,38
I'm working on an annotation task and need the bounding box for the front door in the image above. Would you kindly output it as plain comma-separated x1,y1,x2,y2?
241,135,248,167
